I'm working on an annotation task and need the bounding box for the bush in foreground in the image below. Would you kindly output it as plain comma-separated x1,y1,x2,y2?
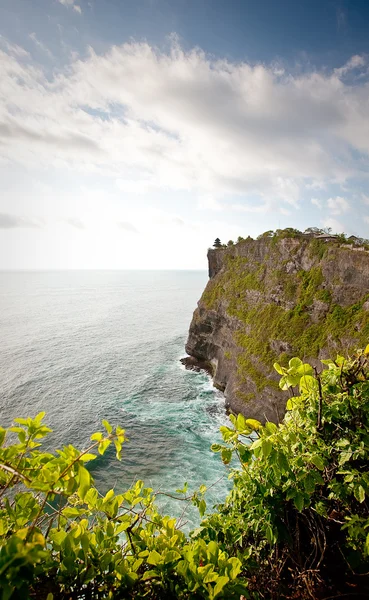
1,350,369,599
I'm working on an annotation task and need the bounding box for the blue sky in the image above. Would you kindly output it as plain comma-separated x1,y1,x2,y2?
1,0,369,269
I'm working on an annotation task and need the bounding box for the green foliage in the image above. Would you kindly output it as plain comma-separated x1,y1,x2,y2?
309,237,327,260
206,349,369,597
203,232,369,397
0,415,245,600
1,350,369,598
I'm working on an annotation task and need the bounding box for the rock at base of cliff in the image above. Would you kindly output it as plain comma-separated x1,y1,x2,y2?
180,356,213,376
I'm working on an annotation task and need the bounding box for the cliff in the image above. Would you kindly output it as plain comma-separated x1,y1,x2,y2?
184,232,369,422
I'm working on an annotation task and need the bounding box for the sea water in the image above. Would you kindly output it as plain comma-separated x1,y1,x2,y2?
0,270,231,527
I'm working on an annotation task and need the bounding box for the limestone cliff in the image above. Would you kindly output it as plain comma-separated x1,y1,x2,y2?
185,233,369,422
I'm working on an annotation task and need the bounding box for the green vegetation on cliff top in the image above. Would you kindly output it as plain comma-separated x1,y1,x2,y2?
202,231,369,397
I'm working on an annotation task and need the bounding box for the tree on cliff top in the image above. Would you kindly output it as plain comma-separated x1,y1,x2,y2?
213,238,222,248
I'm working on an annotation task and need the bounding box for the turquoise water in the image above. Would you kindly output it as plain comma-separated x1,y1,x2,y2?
0,270,231,527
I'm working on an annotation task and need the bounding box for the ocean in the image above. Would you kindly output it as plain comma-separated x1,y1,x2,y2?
0,270,231,527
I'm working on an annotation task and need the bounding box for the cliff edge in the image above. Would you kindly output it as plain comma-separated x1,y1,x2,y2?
185,232,369,422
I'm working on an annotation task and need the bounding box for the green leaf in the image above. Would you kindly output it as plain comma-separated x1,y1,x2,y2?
266,525,275,545
163,550,181,564
98,439,111,455
63,507,84,518
261,439,272,458
78,453,97,462
77,465,91,501
303,474,316,494
264,422,278,435
49,529,67,547
273,362,284,375
34,411,46,423
299,375,318,394
102,419,112,434
103,489,115,503
245,418,261,430
199,499,206,517
0,427,6,446
355,485,366,503
249,438,262,450
221,448,232,464
236,413,246,430
277,452,289,473
289,357,302,369
227,557,242,579
85,488,98,507
142,570,159,580
294,492,304,511
279,375,289,390
147,550,162,566
296,363,313,376
213,575,229,598
310,455,325,471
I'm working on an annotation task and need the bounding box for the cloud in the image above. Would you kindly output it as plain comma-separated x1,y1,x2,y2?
279,207,291,216
321,217,345,233
0,36,29,58
364,216,369,225
116,179,153,194
0,213,42,228
0,39,369,210
311,198,322,209
118,221,139,233
334,55,366,78
231,201,271,214
336,7,346,32
29,33,53,58
326,196,350,215
58,0,82,13
198,195,224,211
64,217,84,229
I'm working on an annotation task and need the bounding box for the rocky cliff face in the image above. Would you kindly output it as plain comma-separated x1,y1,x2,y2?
185,234,369,422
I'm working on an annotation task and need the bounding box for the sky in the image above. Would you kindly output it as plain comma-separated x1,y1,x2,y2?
1,0,369,269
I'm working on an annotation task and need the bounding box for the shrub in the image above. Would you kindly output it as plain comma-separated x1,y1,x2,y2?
1,349,369,598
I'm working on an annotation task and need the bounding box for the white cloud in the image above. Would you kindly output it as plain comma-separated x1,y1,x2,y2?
327,196,350,215
64,217,84,229
198,195,224,211
279,207,291,216
364,216,369,224
231,201,271,214
311,198,322,209
29,33,53,58
334,55,366,78
58,0,82,13
321,217,345,233
0,39,369,212
0,213,43,228
118,221,139,233
0,35,29,58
